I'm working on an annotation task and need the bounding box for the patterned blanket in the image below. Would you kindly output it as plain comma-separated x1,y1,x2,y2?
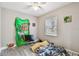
35,43,70,56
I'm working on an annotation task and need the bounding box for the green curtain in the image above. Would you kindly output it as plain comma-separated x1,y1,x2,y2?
15,17,30,47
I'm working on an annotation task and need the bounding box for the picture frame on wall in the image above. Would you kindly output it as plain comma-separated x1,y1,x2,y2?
45,16,57,36
64,16,72,23
32,23,36,27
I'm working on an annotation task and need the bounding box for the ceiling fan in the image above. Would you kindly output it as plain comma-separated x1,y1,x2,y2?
25,2,47,10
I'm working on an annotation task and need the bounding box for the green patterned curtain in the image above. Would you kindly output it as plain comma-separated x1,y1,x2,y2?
15,17,30,47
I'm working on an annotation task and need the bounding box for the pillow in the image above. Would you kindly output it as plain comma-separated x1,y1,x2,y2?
31,40,49,52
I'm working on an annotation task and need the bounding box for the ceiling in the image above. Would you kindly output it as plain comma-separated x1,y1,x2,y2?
0,2,71,17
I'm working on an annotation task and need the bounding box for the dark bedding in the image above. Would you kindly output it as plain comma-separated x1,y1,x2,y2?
35,43,70,56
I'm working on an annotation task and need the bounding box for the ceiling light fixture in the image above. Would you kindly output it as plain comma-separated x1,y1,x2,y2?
32,2,47,10
25,2,47,11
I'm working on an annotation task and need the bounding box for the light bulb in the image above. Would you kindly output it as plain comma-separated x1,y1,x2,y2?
32,6,39,10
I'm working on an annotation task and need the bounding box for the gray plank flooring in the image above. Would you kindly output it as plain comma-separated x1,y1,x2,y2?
0,45,36,56
1,45,79,56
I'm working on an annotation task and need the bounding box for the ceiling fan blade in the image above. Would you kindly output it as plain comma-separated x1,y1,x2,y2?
38,6,42,9
38,6,45,10
24,5,32,9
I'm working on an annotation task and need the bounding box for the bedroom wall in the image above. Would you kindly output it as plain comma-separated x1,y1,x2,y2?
38,3,79,52
1,8,38,47
0,8,1,48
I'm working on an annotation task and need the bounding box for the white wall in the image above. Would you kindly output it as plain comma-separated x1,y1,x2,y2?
0,8,1,48
1,8,37,47
38,3,79,52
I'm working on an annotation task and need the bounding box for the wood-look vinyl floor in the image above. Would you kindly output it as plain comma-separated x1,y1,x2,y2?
0,45,36,56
